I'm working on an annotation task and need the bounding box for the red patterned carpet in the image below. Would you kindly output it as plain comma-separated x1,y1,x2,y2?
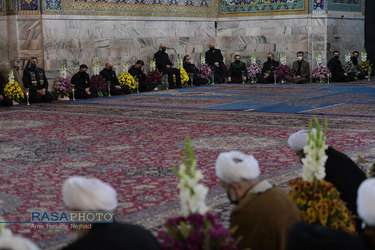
0,84,375,249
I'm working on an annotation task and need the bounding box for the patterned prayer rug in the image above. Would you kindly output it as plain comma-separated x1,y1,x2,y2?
0,83,374,249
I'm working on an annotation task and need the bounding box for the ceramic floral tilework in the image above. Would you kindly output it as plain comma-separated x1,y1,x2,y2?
328,0,361,12
19,0,39,10
220,0,308,16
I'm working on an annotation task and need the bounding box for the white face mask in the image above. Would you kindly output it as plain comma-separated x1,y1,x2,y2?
297,56,303,61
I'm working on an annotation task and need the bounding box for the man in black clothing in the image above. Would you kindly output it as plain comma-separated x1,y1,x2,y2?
257,53,280,83
22,57,53,103
154,44,181,88
228,55,248,83
183,55,208,86
0,73,13,107
128,60,150,92
71,64,98,99
328,51,355,82
100,62,130,95
205,42,226,83
351,51,366,79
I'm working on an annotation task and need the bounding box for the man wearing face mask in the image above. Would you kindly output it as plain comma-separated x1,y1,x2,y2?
228,55,248,83
328,51,355,82
154,44,182,89
71,65,98,99
100,62,130,95
205,42,226,83
215,151,302,250
257,53,280,83
351,51,366,80
284,51,310,84
22,57,53,103
182,55,208,86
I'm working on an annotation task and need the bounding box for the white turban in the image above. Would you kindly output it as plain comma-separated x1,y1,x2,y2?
63,176,117,211
0,235,40,250
215,151,260,184
357,178,375,226
288,130,309,152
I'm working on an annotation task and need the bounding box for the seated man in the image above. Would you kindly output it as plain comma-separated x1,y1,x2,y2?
288,130,366,218
128,60,151,92
71,64,98,99
257,53,280,83
215,151,302,250
327,51,355,82
154,44,181,89
22,57,53,103
205,42,226,83
284,51,310,84
228,55,248,83
351,51,366,79
62,176,160,250
100,62,130,95
183,55,208,86
357,178,375,250
0,73,13,107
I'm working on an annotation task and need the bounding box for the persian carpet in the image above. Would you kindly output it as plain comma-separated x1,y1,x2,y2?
0,83,374,249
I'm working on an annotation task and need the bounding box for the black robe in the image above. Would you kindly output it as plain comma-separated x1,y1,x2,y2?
286,222,369,250
22,67,53,103
257,60,280,83
228,61,248,83
71,72,98,99
62,221,160,250
205,49,224,67
100,68,130,95
183,62,208,86
0,74,13,107
324,146,366,217
154,51,181,88
128,66,151,92
328,58,355,82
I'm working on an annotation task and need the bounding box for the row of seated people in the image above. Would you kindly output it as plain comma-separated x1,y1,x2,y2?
0,130,373,250
0,46,368,105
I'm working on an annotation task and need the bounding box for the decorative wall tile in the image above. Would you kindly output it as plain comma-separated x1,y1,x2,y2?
328,0,361,12
20,0,39,10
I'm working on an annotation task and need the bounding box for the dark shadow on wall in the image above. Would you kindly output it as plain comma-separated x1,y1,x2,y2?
365,0,375,71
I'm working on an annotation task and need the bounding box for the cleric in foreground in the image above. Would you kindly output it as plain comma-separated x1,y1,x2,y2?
215,151,301,250
62,176,160,250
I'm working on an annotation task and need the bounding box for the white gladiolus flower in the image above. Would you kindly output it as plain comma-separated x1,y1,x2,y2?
251,52,256,65
150,59,156,72
61,63,67,78
201,53,206,65
345,52,351,63
362,49,367,62
8,70,14,83
123,61,128,74
315,52,322,65
92,61,100,76
280,52,287,65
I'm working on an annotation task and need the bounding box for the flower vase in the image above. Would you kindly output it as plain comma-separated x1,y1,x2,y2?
98,91,103,97
57,95,70,101
12,100,19,105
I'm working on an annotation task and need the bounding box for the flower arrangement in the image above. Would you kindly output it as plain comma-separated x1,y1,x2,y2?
173,67,189,87
367,162,375,178
250,52,256,65
312,64,329,82
177,55,183,68
343,61,357,74
289,118,355,234
315,52,322,65
61,62,67,78
53,77,72,97
123,60,128,74
157,137,238,250
118,72,136,90
146,71,162,85
280,51,287,65
276,64,291,79
361,49,367,62
150,58,157,72
301,118,328,181
289,177,355,233
200,53,206,65
248,64,261,78
92,61,100,76
4,70,24,102
345,52,351,63
199,65,212,79
359,60,371,73
90,75,107,92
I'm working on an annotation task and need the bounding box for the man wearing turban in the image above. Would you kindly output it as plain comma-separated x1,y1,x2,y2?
215,151,302,250
62,176,160,250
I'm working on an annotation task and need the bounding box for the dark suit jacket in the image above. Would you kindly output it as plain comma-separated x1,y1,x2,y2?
290,60,310,79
